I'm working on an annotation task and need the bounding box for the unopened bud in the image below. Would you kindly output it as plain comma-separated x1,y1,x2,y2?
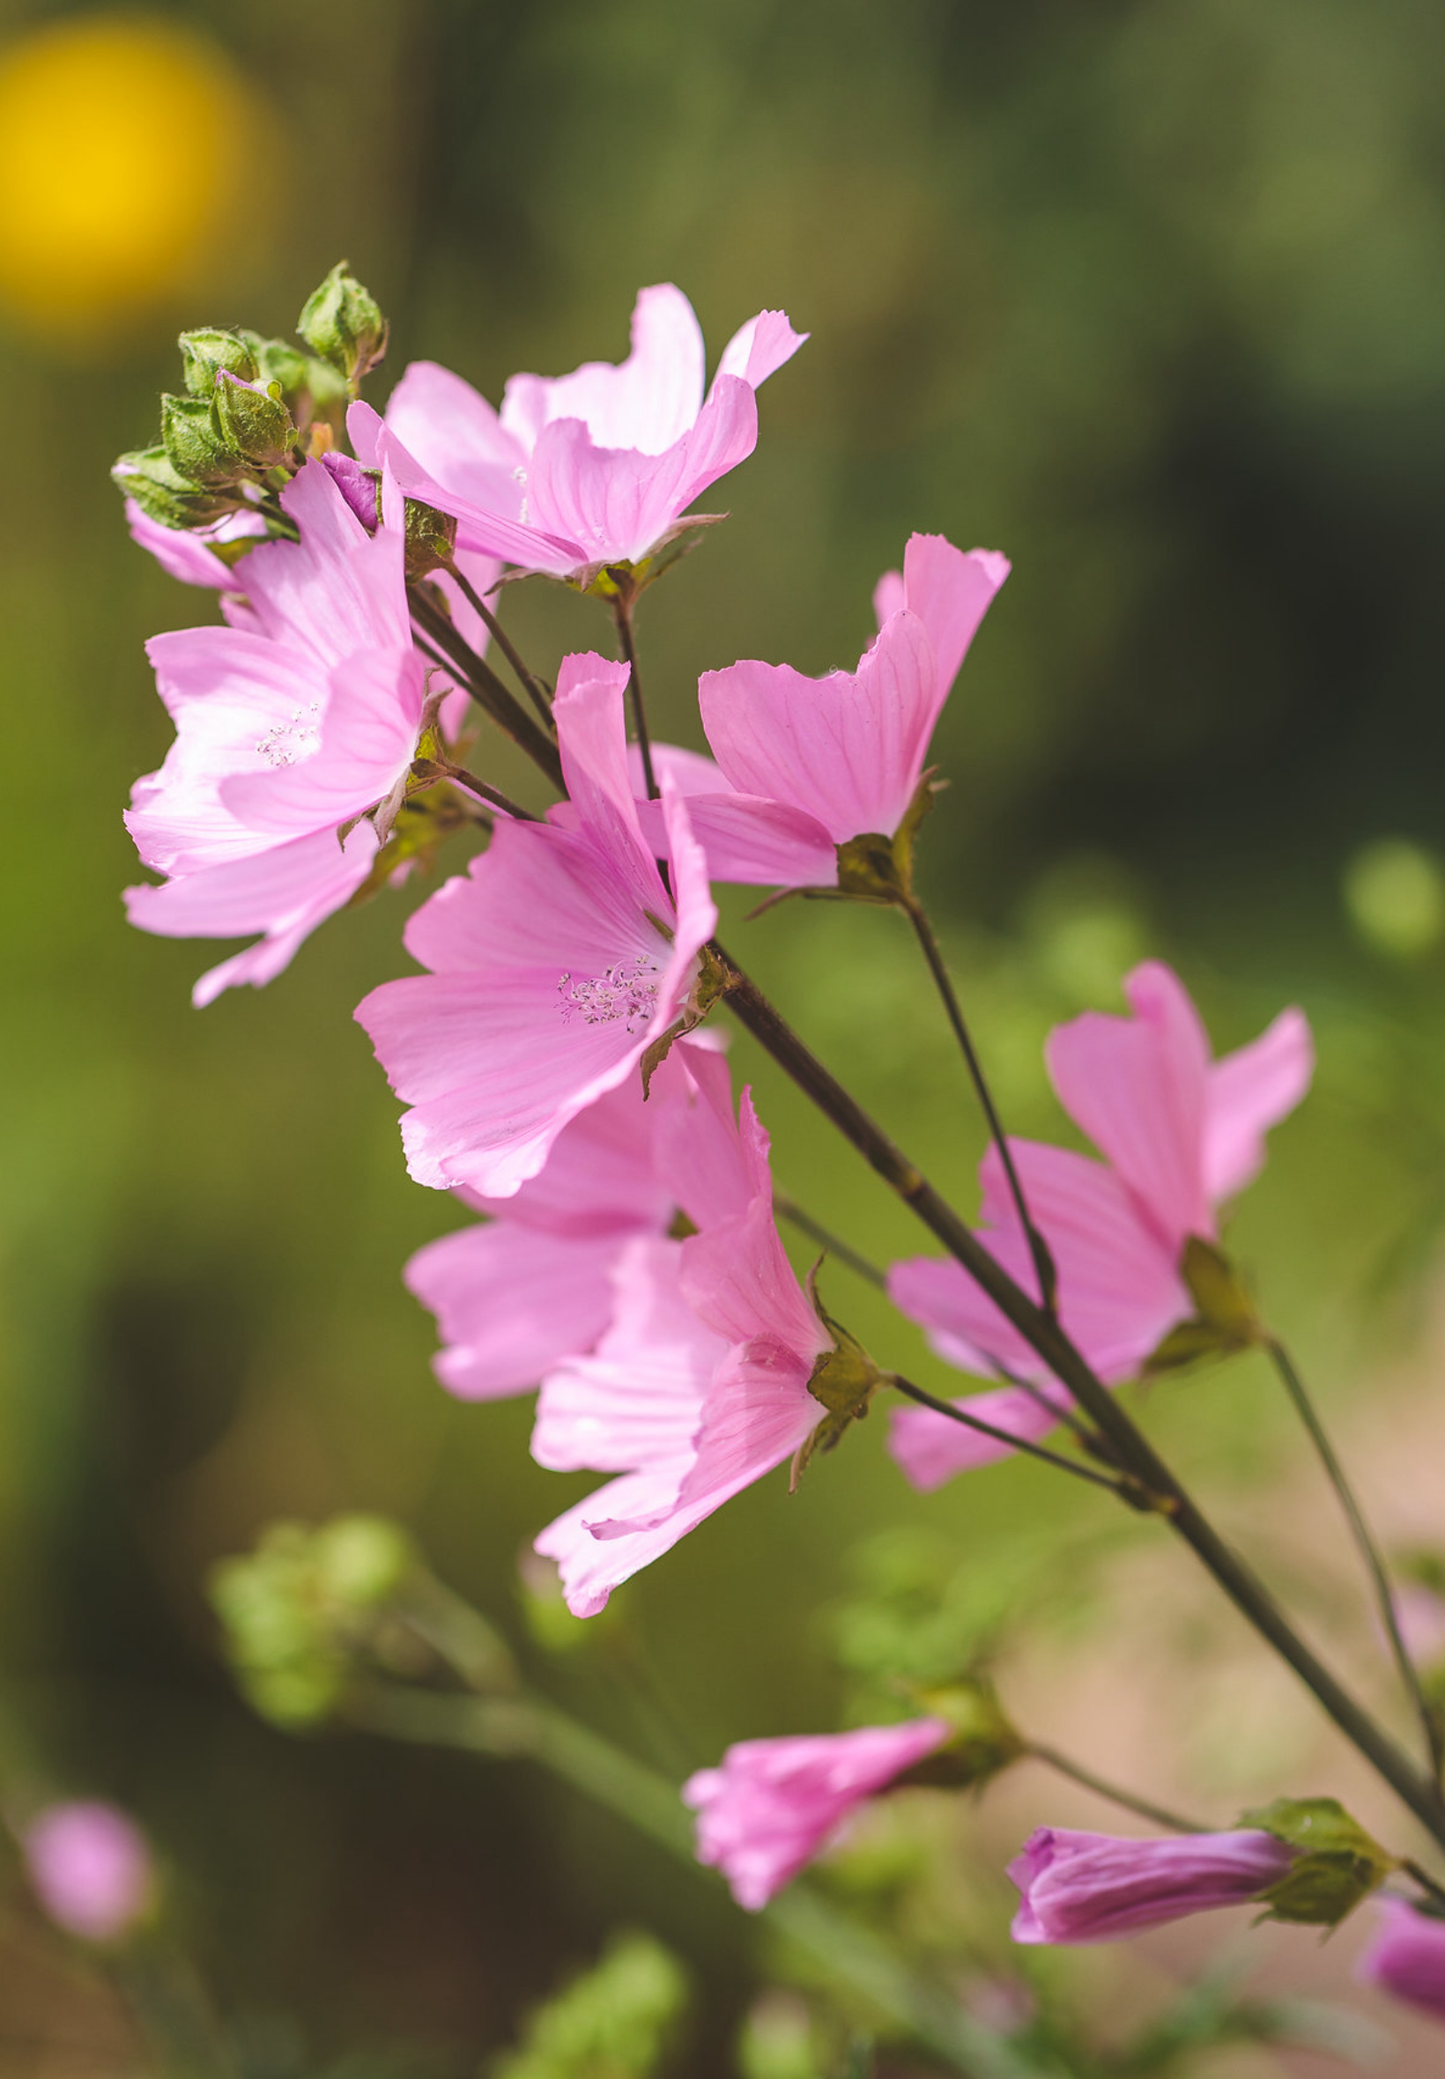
160,393,244,488
1241,1796,1395,1929
311,1514,413,1610
112,446,237,529
178,326,258,397
212,370,297,470
298,261,388,387
404,497,457,577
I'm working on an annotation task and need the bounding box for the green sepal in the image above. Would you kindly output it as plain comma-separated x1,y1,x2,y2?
571,517,728,600
638,943,733,1094
161,393,246,487
297,260,388,388
178,325,258,397
404,498,458,577
794,1272,883,1481
212,372,297,470
834,774,938,904
893,1675,1026,1791
1241,1796,1395,1929
345,784,477,909
1145,1237,1261,1376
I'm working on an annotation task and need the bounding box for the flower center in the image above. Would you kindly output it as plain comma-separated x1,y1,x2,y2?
557,957,661,1034
255,701,321,768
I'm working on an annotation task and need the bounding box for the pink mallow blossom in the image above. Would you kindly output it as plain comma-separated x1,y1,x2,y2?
349,283,806,581
889,962,1313,1490
1358,1899,1445,2023
124,461,430,1004
1009,1827,1293,1946
684,1720,951,1910
530,1046,829,1616
357,652,716,1200
24,1802,154,1942
404,1037,718,1401
671,533,1007,891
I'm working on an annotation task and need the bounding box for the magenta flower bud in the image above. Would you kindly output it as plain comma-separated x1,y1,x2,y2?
1009,1827,1294,1945
683,1719,951,1911
23,1801,154,1942
1358,1899,1445,2022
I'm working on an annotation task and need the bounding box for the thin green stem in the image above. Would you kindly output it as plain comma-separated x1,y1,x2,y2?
442,559,556,728
612,594,658,801
1025,1742,1208,1835
901,894,1057,1316
1266,1334,1444,1784
408,585,564,789
774,1192,888,1288
888,1373,1133,1501
713,944,1445,1852
411,756,537,824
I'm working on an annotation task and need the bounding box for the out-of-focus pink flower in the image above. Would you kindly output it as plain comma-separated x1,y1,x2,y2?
124,461,430,1004
684,535,1008,889
1009,1826,1293,1945
123,496,267,588
1358,1899,1445,2022
1393,1583,1445,1671
404,1039,713,1401
888,964,1312,1488
357,652,716,1199
532,1052,828,1616
24,1802,154,1943
349,284,806,580
683,1719,951,1910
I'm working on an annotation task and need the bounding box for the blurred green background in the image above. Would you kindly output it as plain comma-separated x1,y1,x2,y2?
6,0,1445,2070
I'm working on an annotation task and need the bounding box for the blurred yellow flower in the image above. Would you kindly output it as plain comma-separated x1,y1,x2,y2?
0,14,271,341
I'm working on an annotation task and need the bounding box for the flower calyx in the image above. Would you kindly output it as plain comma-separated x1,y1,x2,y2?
834,773,939,906
1145,1237,1262,1376
639,943,734,1094
892,1676,1026,1792
793,1269,884,1484
1241,1796,1396,1929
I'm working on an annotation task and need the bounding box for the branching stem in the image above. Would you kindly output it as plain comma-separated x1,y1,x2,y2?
612,592,658,800
888,1373,1132,1499
442,559,556,728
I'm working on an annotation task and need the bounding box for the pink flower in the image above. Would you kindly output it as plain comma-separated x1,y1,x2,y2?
125,460,430,1004
350,284,806,580
683,534,1008,889
404,1040,711,1401
24,1802,154,1942
123,496,267,588
1358,1899,1445,2023
356,652,717,1199
888,964,1312,1489
531,1051,829,1615
683,1719,951,1910
1392,1583,1445,1671
1009,1827,1293,1945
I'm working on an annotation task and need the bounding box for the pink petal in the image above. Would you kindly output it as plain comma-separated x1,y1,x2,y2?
1204,1007,1313,1204
500,284,706,456
533,1460,696,1618
219,647,424,832
406,1222,624,1401
124,498,262,587
466,1072,676,1239
713,308,809,392
899,533,1010,703
381,360,527,513
235,460,410,667
888,1384,1070,1492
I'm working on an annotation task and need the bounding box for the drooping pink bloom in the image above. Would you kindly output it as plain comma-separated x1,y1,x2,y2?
531,1051,829,1616
357,652,716,1199
682,534,1008,889
1358,1899,1445,2023
1009,1827,1293,1946
349,284,806,581
123,496,267,588
24,1802,155,1943
125,460,430,1004
889,964,1312,1488
405,1039,714,1401
683,1719,951,1911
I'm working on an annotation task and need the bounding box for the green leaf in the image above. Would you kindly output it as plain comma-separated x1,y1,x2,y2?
489,1930,689,2079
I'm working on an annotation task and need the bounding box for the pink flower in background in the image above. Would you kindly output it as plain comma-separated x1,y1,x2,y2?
684,1719,951,1910
533,1052,828,1616
124,461,430,1004
889,963,1312,1489
1009,1827,1293,1945
682,534,1008,888
1358,1899,1445,2023
349,283,806,579
123,496,267,588
357,652,716,1199
1392,1582,1445,1671
24,1802,154,1943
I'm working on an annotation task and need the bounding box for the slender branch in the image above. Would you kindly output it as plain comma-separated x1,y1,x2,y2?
901,894,1058,1315
408,585,564,789
411,756,538,824
1025,1742,1208,1835
976,1349,1104,1455
612,592,658,800
442,559,555,728
713,943,1445,1851
888,1373,1134,1501
775,1192,888,1288
1266,1334,1444,1782
1402,1857,1445,1912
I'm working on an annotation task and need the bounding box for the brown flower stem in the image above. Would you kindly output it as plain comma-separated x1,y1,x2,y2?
1025,1742,1208,1835
899,893,1058,1315
407,584,563,789
888,1373,1133,1499
1265,1333,1445,1782
612,591,658,801
713,944,1445,1852
442,559,556,728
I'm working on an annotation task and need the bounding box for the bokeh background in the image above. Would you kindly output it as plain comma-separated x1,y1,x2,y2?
5,0,1445,2070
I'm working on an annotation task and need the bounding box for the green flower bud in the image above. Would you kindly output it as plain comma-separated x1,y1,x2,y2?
178,326,258,397
297,260,388,387
211,371,297,470
312,1514,414,1610
161,393,245,488
240,331,310,405
112,445,238,528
